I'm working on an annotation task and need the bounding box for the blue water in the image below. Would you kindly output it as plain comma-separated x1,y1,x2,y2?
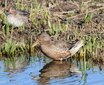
0,56,104,85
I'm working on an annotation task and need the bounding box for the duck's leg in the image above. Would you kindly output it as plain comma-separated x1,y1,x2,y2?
59,57,68,62
59,58,63,61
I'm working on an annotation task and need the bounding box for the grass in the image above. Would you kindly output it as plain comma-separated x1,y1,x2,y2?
0,0,104,63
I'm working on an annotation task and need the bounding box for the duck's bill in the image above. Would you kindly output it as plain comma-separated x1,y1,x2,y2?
32,40,39,48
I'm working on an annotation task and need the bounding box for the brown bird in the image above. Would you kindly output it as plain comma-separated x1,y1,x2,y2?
32,33,84,61
7,7,29,27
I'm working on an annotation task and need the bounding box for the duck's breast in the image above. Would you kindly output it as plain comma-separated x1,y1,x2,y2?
7,15,28,27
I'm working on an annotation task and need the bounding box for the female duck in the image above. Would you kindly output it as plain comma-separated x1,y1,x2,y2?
32,33,84,61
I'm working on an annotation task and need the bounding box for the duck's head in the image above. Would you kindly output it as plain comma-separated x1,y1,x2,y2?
9,8,17,15
32,33,51,48
9,7,30,16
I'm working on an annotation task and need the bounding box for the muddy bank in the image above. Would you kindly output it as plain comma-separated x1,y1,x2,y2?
0,0,104,61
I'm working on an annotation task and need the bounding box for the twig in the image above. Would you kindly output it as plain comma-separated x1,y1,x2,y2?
68,6,104,20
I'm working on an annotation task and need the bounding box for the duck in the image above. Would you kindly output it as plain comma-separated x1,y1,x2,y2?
7,7,29,27
32,33,84,61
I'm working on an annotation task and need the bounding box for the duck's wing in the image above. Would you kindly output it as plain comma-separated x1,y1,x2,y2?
69,40,84,56
17,10,30,16
54,41,69,50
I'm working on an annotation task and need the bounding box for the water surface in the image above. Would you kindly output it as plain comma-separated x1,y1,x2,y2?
0,55,104,85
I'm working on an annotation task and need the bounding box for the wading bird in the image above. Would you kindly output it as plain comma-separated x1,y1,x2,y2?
32,33,84,61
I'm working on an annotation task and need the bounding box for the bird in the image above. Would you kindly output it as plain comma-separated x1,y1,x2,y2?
32,33,84,61
7,7,30,27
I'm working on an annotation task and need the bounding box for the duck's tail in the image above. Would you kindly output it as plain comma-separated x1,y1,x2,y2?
69,40,84,56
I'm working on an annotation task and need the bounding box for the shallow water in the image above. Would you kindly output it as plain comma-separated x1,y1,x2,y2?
0,55,104,85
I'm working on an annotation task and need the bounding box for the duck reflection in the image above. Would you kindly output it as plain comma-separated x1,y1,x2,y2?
4,56,30,73
38,61,81,85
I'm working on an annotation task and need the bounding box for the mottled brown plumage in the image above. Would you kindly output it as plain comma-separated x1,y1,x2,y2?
32,33,84,60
